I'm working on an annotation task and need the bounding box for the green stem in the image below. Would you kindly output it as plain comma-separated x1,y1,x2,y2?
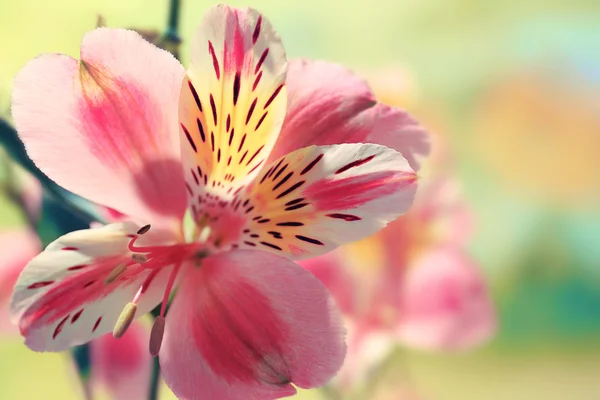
166,0,181,39
149,355,161,400
160,0,182,59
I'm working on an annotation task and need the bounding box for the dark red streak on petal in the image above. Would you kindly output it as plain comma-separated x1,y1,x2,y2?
284,203,308,211
276,181,306,200
67,265,87,271
188,81,203,112
252,71,262,91
273,172,293,191
335,155,376,174
272,164,288,181
295,235,324,245
264,84,284,109
248,160,264,174
71,309,84,324
238,133,247,152
284,198,304,206
261,241,282,251
252,15,262,44
92,316,102,333
53,315,69,339
246,145,264,166
246,99,257,124
301,154,324,175
196,118,206,142
233,73,241,106
240,150,248,164
326,213,362,221
255,112,268,130
208,40,220,80
276,222,304,227
27,281,54,289
181,124,197,152
209,95,218,125
191,168,199,185
255,48,269,74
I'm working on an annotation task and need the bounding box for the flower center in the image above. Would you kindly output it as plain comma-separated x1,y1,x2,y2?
112,224,209,355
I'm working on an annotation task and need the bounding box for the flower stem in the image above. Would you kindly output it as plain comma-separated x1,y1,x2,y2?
149,354,161,400
160,0,182,59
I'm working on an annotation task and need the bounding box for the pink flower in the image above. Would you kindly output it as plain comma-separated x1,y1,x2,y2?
0,228,152,399
9,5,427,399
304,178,496,383
90,322,152,400
0,229,40,335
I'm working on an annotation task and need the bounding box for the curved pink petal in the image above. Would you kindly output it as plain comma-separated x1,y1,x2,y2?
268,60,430,170
160,250,345,400
300,251,356,315
180,5,287,203
12,28,187,226
396,247,497,351
10,222,173,351
0,229,41,335
91,322,151,400
234,143,417,259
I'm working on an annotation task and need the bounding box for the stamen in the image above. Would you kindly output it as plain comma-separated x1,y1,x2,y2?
137,224,151,235
159,260,182,317
199,226,212,243
104,264,126,284
149,316,166,357
113,302,137,338
132,254,148,264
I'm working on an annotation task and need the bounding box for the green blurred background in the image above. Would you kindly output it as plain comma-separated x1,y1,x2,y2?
2,0,600,399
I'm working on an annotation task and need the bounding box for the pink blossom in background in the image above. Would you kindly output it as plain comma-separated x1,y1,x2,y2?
0,228,40,335
9,4,428,399
303,177,496,386
91,323,151,400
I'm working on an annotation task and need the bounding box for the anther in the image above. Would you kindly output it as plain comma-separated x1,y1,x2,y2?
104,264,126,284
113,302,137,339
132,254,148,264
149,316,166,357
199,226,212,243
137,224,151,235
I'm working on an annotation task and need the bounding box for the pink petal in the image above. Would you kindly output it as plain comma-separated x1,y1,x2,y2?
160,250,345,400
234,143,417,259
12,28,187,226
269,59,429,170
180,5,287,206
0,229,41,335
10,222,173,351
396,247,497,351
91,322,151,400
300,252,356,315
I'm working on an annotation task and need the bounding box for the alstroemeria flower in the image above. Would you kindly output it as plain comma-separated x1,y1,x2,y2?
10,5,426,399
304,178,495,384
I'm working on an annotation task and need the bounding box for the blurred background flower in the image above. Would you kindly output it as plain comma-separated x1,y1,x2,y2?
1,0,600,400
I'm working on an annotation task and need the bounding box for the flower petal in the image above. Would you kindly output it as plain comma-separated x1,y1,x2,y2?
10,222,173,351
180,5,287,205
160,250,345,400
396,247,497,350
91,322,151,400
269,60,429,171
0,229,41,335
12,28,187,225
300,252,356,315
235,143,417,259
